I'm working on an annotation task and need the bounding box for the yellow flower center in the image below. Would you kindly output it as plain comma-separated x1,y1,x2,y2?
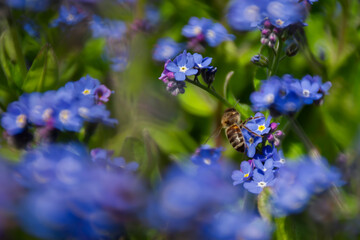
276,19,284,26
244,173,249,178
249,137,254,144
82,89,91,95
179,66,187,73
258,124,266,132
16,114,27,128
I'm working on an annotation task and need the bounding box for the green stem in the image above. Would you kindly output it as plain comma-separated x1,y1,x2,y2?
268,39,284,77
185,78,232,108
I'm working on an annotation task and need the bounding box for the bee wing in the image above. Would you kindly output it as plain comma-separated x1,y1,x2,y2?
203,124,223,145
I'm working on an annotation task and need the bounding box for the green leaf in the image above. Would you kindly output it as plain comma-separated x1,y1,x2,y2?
178,84,217,117
254,67,267,90
236,103,254,119
22,43,59,93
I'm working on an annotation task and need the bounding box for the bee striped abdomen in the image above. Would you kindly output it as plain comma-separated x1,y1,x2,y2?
225,124,245,152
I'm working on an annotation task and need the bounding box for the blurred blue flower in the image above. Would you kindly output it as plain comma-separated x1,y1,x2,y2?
232,161,253,185
254,159,274,173
271,156,343,216
1,101,28,135
54,101,84,132
193,53,212,69
245,112,271,135
227,0,307,31
204,23,235,47
191,145,222,167
110,55,128,72
91,148,139,172
6,0,50,11
208,210,272,240
153,38,184,62
165,50,197,81
90,15,127,39
182,17,212,38
146,164,238,232
51,6,87,27
243,169,275,194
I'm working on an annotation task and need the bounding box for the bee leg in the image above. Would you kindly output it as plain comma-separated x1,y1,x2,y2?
242,126,263,137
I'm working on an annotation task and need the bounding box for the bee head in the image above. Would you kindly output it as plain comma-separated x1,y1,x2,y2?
221,108,240,127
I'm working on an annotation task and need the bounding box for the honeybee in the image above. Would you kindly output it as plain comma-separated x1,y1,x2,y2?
221,108,262,153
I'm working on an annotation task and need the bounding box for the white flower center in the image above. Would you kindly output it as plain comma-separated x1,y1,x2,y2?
193,26,202,35
78,107,89,118
163,46,174,58
67,14,75,21
280,158,285,164
203,158,211,165
302,89,310,97
206,30,215,39
257,181,267,188
59,110,70,124
179,66,188,73
244,5,260,22
265,94,274,104
42,108,53,121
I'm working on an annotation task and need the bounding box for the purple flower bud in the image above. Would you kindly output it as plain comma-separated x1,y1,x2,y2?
260,38,269,45
275,130,284,138
261,29,271,36
263,20,272,28
267,134,275,142
274,138,280,147
94,85,112,104
269,33,277,42
270,122,278,130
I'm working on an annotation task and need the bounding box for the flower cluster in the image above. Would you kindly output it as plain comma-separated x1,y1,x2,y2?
250,75,332,117
232,145,285,194
227,0,308,31
271,156,343,216
159,50,216,95
1,75,116,145
182,17,235,49
16,143,145,239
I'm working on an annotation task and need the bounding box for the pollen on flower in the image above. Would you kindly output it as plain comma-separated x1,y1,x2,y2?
258,124,266,132
249,137,254,144
82,89,91,95
276,19,284,26
59,110,70,123
179,66,188,73
16,114,27,128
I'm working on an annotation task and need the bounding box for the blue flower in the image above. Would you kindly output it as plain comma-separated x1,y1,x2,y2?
254,159,274,173
182,17,212,38
51,6,87,27
193,53,212,69
253,145,276,162
291,78,322,104
1,101,28,135
243,169,275,194
272,149,286,168
250,77,282,111
191,145,222,167
165,50,198,81
153,38,184,62
91,148,139,172
242,128,262,158
204,23,235,47
53,101,84,132
90,15,127,39
245,112,271,136
232,161,253,185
